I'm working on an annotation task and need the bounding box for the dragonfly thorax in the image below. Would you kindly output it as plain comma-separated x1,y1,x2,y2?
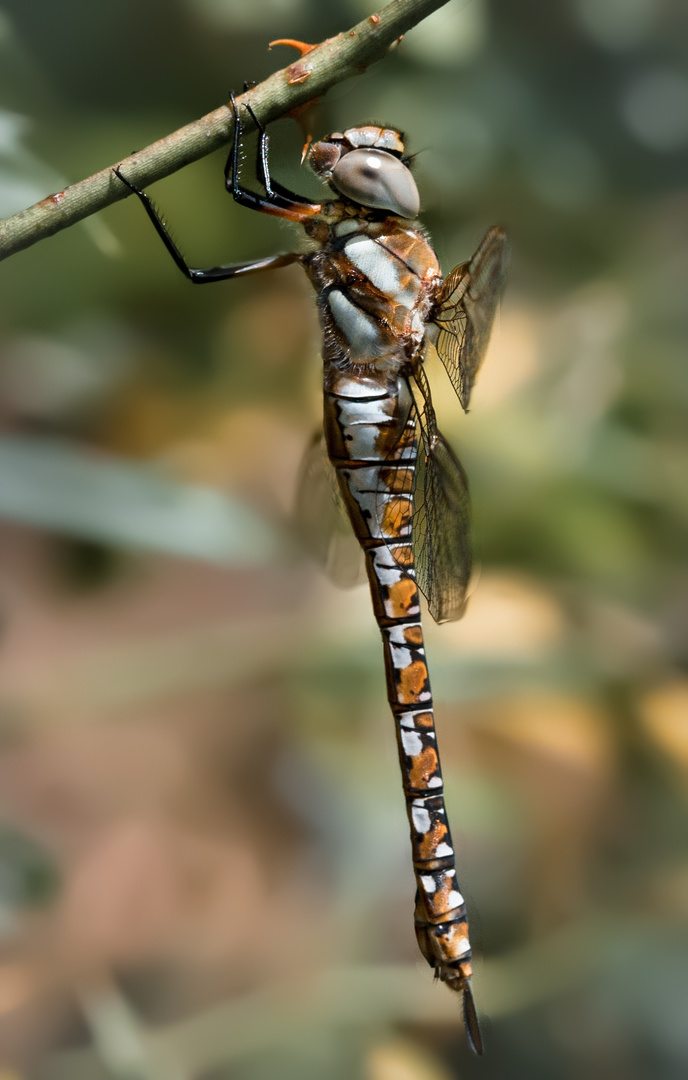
303,215,441,373
308,125,420,220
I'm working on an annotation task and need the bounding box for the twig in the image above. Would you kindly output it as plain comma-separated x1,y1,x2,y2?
0,0,452,263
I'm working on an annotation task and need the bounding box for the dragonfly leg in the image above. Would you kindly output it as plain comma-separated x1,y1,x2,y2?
225,92,320,221
113,167,300,283
243,100,315,206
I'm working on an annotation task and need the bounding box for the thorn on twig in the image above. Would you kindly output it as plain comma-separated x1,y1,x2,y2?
268,38,316,57
300,134,313,164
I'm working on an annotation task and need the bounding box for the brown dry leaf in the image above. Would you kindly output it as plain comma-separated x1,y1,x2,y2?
469,302,539,409
428,572,566,661
0,722,195,843
365,1037,453,1080
0,965,42,1017
167,404,306,512
479,693,612,777
638,681,688,771
55,818,269,971
472,693,615,932
214,277,314,375
101,374,207,459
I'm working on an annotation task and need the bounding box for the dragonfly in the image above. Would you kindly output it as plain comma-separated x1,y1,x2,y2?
115,93,509,1055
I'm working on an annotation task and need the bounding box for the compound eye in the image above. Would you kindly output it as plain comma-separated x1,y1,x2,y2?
331,148,420,218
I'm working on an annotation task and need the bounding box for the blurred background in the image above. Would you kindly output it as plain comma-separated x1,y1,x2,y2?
0,0,687,1076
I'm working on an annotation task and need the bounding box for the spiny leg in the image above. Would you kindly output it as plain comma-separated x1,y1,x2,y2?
113,167,299,283
113,88,321,277
225,92,320,220
243,100,315,206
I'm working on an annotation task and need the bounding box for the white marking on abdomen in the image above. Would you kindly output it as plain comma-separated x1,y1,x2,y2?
449,933,471,957
390,643,413,668
411,806,431,833
331,376,389,399
388,623,423,648
401,730,423,757
370,545,416,585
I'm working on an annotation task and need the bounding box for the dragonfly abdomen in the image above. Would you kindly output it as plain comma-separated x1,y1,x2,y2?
323,376,475,996
363,541,474,987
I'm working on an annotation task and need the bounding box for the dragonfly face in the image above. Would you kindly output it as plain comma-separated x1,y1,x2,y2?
308,125,420,219
114,97,509,1056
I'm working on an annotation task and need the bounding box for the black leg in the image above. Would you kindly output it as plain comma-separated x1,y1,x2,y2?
114,90,321,280
224,92,320,220
244,100,274,198
113,167,299,283
244,101,315,206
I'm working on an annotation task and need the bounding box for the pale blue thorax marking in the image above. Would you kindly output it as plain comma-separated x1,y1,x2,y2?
328,290,387,359
334,220,360,237
343,236,420,308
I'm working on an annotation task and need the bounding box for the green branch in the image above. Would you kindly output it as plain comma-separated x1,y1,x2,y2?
0,0,452,263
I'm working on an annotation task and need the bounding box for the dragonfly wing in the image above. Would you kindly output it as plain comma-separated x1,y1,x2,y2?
411,395,472,624
433,225,510,411
293,430,366,588
413,425,472,624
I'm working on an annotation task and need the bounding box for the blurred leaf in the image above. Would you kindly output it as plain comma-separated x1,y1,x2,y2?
0,825,59,910
0,435,278,563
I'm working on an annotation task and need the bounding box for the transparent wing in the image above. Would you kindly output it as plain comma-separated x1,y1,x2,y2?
293,431,366,588
410,370,472,624
434,225,510,412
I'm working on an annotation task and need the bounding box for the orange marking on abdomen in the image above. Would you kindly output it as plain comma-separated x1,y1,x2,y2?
392,545,414,567
418,821,448,861
415,712,434,728
386,578,418,617
433,922,471,964
394,425,417,453
397,660,429,703
409,745,439,789
380,467,413,493
381,496,412,537
430,879,458,918
403,625,423,645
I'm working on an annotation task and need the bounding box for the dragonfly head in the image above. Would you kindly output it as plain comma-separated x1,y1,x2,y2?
308,125,420,219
